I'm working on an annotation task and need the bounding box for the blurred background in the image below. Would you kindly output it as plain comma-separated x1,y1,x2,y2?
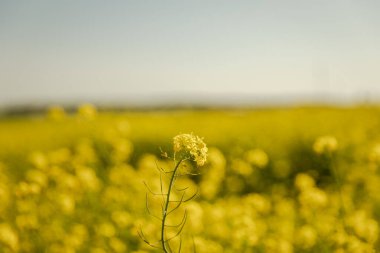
1,0,380,110
2,2,380,252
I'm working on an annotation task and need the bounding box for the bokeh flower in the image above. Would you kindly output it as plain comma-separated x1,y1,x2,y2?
313,135,338,154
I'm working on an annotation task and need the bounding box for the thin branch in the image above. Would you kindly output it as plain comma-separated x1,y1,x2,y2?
167,192,186,215
165,211,187,228
174,185,189,192
169,188,198,203
155,160,172,176
145,193,162,221
175,172,202,177
183,188,198,202
137,227,162,249
144,181,167,196
164,215,187,242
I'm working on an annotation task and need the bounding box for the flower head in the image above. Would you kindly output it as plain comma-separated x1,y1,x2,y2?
77,103,97,119
313,136,338,155
47,105,66,120
173,133,208,166
245,149,269,168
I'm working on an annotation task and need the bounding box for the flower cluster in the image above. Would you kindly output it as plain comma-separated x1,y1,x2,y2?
0,107,380,252
173,133,208,166
313,135,338,155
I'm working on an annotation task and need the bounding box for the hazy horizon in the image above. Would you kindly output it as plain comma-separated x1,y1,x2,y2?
1,1,380,107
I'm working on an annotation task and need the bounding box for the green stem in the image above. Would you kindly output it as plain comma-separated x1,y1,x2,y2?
161,159,183,253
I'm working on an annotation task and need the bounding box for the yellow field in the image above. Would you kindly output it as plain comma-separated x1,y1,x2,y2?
0,106,380,252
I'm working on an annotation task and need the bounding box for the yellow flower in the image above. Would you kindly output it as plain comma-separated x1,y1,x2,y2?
96,222,115,238
295,173,315,191
245,148,269,168
111,211,132,228
296,225,317,249
109,237,127,253
77,103,97,119
313,136,338,154
173,133,208,166
0,223,19,251
47,105,66,120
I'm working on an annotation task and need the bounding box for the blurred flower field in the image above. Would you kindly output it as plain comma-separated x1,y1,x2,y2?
1,105,380,252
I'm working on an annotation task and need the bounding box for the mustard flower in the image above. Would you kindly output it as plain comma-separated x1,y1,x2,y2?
313,136,338,155
77,103,97,119
173,133,208,166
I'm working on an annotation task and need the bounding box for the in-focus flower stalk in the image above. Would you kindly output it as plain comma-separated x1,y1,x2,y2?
140,133,207,253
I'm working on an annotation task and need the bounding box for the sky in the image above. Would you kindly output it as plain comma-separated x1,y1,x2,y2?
1,0,380,106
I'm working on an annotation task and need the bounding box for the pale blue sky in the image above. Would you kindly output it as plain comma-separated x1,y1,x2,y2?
1,1,380,106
